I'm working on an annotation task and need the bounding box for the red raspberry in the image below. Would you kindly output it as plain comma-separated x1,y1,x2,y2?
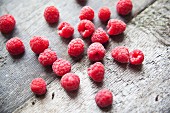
91,28,109,44
68,38,85,57
52,58,71,76
6,37,25,55
61,73,80,91
44,6,59,24
30,78,47,95
58,22,74,38
79,6,94,20
78,20,95,38
107,19,126,35
38,49,57,66
88,62,105,82
87,42,106,61
95,89,113,108
30,36,49,54
98,7,111,21
0,14,16,33
129,49,144,65
116,0,133,15
111,46,129,63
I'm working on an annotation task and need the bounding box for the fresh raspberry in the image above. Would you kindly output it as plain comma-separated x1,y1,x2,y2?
78,20,95,38
68,38,85,57
129,49,144,65
6,37,25,55
107,19,126,35
91,28,109,44
0,14,16,33
79,6,94,20
98,7,111,22
58,22,74,38
30,78,47,95
116,0,133,15
87,42,106,61
30,36,49,54
38,49,57,66
111,46,129,63
61,73,80,91
44,6,59,24
52,58,71,76
88,62,105,82
95,89,113,108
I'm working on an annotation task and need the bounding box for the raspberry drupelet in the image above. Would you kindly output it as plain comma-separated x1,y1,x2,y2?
44,6,60,24
30,78,47,95
79,6,94,21
129,49,144,65
107,19,126,35
116,0,133,15
61,73,80,91
52,58,71,76
58,22,74,38
78,19,95,38
87,42,106,62
111,46,129,63
95,89,113,108
91,28,109,44
6,37,25,55
98,7,111,22
88,62,105,82
38,49,57,66
0,14,16,33
68,38,85,57
29,36,49,54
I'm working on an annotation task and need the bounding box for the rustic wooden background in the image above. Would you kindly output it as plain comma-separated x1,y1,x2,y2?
0,0,170,113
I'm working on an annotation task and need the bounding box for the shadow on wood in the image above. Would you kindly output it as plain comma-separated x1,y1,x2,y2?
76,0,88,6
66,89,79,99
128,64,143,72
10,52,25,59
99,105,113,112
110,33,125,43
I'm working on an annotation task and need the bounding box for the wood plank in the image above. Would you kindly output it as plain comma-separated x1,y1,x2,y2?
0,0,158,113
13,0,170,113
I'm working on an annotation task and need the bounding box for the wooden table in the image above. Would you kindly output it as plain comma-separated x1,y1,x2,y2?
0,0,170,113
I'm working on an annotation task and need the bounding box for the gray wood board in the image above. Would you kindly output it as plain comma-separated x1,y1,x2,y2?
14,0,170,112
0,0,165,113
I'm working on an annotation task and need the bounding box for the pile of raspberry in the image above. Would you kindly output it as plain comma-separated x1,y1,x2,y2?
2,0,146,108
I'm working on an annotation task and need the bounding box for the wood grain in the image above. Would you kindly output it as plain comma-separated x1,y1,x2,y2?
12,0,170,113
1,0,169,113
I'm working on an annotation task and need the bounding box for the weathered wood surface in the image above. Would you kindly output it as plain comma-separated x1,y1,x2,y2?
0,0,169,113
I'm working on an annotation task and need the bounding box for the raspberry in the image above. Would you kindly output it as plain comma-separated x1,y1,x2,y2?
78,20,95,38
79,6,94,20
95,89,113,108
88,62,105,82
58,22,74,38
98,7,111,22
38,49,57,66
52,58,71,76
61,73,80,91
87,42,106,61
0,14,16,33
6,37,25,55
30,78,47,95
107,19,126,35
68,38,85,57
44,6,59,24
111,46,129,63
116,0,133,15
30,36,49,54
91,28,109,44
129,49,144,65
